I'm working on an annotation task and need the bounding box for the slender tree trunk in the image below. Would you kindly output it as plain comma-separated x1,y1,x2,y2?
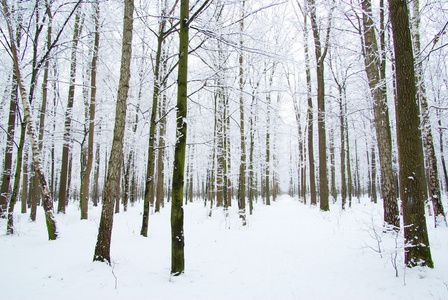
216,85,225,208
438,111,448,194
303,3,316,206
340,94,347,209
93,0,134,263
92,143,100,206
80,0,100,220
330,128,336,201
21,145,28,213
412,0,446,226
156,78,167,212
226,103,232,206
58,5,82,214
141,26,166,236
6,123,26,234
0,70,19,218
355,139,361,200
345,95,353,207
248,85,258,214
237,0,246,225
265,65,275,206
171,0,189,276
308,0,331,211
0,0,23,219
370,142,378,203
389,0,433,268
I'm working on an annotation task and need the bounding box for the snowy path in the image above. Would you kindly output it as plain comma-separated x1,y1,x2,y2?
1,195,448,299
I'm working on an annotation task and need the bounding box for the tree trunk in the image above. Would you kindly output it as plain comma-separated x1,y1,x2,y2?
265,65,275,206
330,128,336,201
370,142,377,203
6,122,26,234
308,0,331,211
302,2,316,206
248,84,258,215
412,0,446,226
361,0,399,228
0,70,19,218
21,145,28,213
141,24,166,237
389,0,433,268
92,143,100,207
171,0,189,276
237,0,246,225
93,0,134,263
58,5,82,214
340,94,347,209
0,0,23,219
345,95,353,207
155,76,167,212
80,0,100,220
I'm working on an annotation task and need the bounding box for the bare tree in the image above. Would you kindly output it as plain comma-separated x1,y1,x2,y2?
389,0,433,268
361,0,399,229
93,0,134,263
58,5,83,214
80,0,100,220
412,0,446,226
307,0,333,211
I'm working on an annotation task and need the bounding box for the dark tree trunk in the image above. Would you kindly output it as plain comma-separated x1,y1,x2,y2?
171,0,189,276
389,0,433,268
58,6,82,214
80,0,100,220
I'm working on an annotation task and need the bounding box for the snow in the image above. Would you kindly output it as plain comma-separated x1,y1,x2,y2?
1,195,448,300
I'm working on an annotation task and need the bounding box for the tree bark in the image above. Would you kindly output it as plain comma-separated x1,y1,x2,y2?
6,122,26,234
412,0,446,226
80,0,100,220
361,0,399,228
308,0,331,211
389,0,433,268
0,70,19,218
340,93,347,209
171,0,189,276
303,7,316,206
93,0,134,263
237,0,247,225
58,5,82,214
141,16,168,236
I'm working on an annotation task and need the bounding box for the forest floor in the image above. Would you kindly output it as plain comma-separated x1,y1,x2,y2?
1,194,448,299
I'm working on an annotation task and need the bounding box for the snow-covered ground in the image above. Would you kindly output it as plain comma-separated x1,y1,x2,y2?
1,195,447,299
